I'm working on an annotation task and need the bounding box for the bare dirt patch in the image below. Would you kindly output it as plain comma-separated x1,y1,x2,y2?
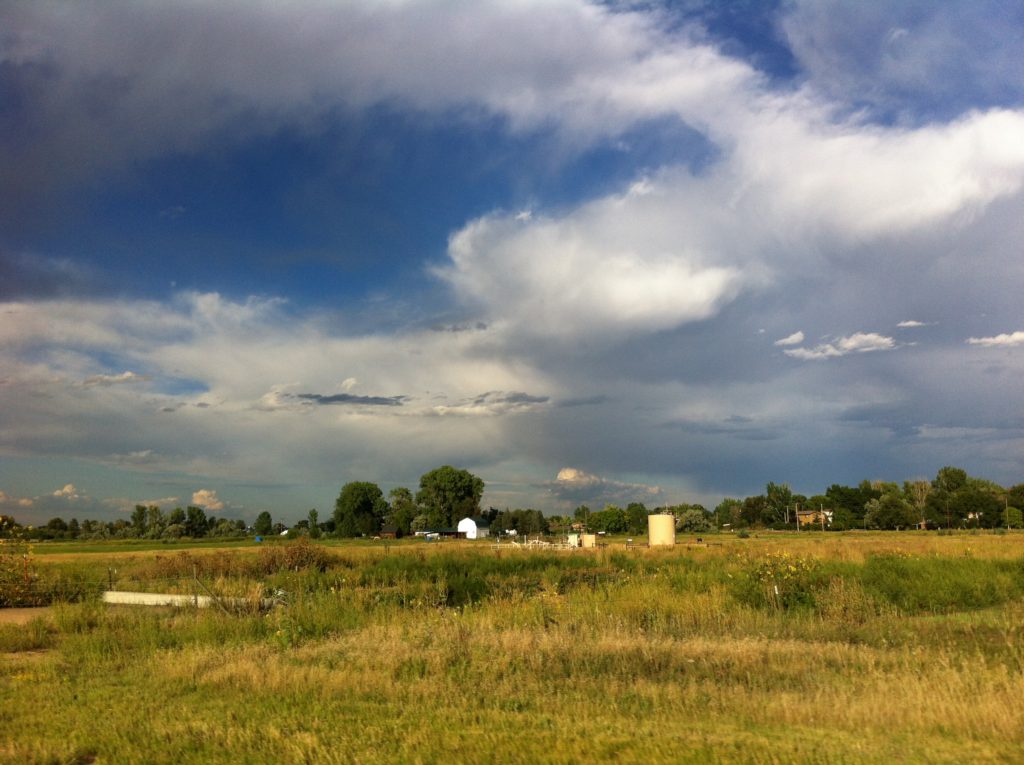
0,607,51,625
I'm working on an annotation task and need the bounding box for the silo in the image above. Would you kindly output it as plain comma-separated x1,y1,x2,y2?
647,514,676,546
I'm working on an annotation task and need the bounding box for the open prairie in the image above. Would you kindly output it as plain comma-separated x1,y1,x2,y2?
2,532,1023,764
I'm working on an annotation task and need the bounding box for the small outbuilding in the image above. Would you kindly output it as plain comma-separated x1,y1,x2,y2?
457,516,491,540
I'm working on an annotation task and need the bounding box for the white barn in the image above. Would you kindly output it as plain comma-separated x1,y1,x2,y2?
457,516,491,540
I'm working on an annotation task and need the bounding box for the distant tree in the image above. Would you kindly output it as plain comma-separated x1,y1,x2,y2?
625,502,648,535
254,511,273,536
168,507,186,526
590,505,626,533
146,506,166,538
1005,507,1023,529
307,509,321,539
714,498,744,528
184,506,208,538
410,514,429,533
416,466,484,528
67,518,80,538
741,495,767,527
334,482,387,537
864,492,917,530
386,487,417,536
130,505,148,537
951,481,1002,528
765,482,793,526
677,507,712,533
573,505,592,529
933,466,968,495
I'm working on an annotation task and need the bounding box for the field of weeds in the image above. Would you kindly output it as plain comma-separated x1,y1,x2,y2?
1,532,1023,764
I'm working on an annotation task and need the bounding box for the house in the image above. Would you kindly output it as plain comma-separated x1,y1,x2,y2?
380,524,400,539
457,516,491,540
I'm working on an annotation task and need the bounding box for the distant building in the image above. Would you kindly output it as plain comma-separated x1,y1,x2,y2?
457,516,491,540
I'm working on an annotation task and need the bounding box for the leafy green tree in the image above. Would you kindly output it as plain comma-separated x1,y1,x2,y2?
307,509,321,539
950,481,1002,528
334,482,387,537
590,505,626,533
741,495,767,527
678,507,712,533
765,482,793,526
573,505,592,529
416,466,484,528
168,507,186,526
184,506,208,537
254,511,273,536
1005,506,1023,529
864,492,917,530
625,502,648,535
130,505,148,537
387,487,417,536
146,506,166,538
714,498,743,528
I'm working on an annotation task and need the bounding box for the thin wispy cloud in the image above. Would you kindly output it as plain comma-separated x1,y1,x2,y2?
774,331,805,347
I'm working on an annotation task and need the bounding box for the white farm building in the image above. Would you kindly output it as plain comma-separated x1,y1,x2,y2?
457,516,491,540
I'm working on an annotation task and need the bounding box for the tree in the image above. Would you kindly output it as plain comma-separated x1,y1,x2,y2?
254,511,273,536
184,506,208,538
590,505,626,533
678,507,712,533
573,505,592,529
625,502,648,535
307,509,321,539
334,482,387,537
741,495,768,527
146,505,166,538
950,481,1002,528
765,482,793,526
415,466,484,528
387,487,417,536
168,507,186,526
130,505,148,537
715,498,744,528
903,480,931,528
864,492,917,530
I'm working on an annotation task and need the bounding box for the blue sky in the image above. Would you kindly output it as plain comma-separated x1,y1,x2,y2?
2,0,1024,524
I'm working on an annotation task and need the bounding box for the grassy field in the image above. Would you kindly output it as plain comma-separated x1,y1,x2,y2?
1,532,1023,764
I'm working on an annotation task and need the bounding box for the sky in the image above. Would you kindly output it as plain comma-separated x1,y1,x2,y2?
2,0,1024,525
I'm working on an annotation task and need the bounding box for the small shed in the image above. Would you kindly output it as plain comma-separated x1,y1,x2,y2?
457,516,491,540
380,524,400,539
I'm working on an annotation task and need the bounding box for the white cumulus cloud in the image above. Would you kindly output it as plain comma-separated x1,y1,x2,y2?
784,332,896,360
967,331,1024,347
191,489,224,511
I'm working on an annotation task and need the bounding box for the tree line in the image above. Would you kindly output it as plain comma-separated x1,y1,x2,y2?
2,464,1020,541
713,466,1023,531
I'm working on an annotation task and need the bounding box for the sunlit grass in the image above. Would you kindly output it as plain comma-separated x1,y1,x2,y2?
1,532,1023,763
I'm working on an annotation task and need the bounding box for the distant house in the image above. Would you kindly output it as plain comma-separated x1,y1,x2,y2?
457,516,491,540
380,524,400,539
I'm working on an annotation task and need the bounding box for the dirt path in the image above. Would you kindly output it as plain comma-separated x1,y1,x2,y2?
0,607,51,625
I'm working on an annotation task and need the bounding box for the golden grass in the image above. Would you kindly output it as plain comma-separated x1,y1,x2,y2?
1,533,1023,763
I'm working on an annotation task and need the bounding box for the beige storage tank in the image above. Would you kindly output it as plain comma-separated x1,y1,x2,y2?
648,514,676,546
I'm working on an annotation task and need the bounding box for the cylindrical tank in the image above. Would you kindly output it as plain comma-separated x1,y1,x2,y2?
648,514,676,546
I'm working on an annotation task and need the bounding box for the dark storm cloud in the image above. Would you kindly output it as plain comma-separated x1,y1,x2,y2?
297,393,405,407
